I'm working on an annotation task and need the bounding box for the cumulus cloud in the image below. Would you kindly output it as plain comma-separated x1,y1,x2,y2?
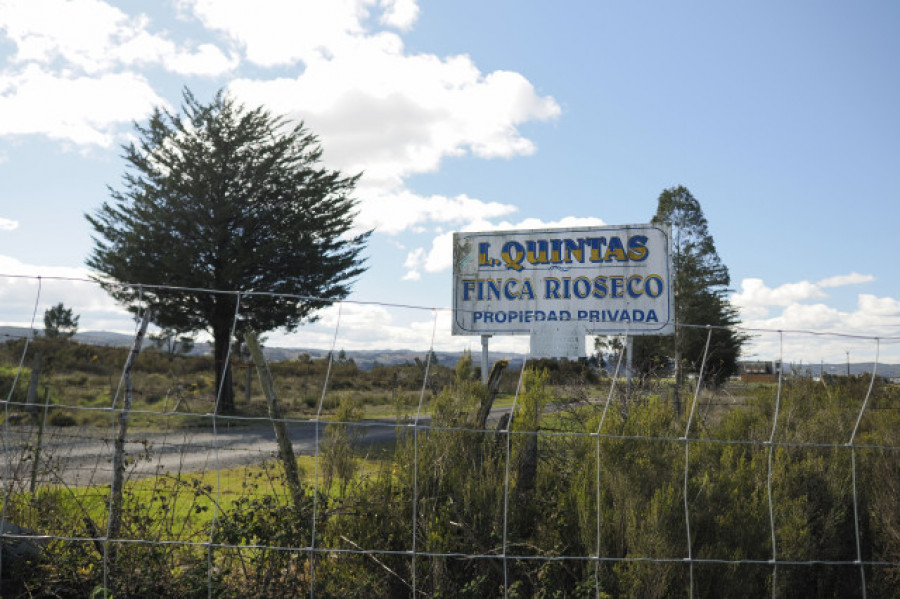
730,273,900,362
2,0,558,236
0,255,130,331
206,0,559,232
1,0,564,295
818,273,876,288
229,51,560,190
355,191,518,235
0,0,237,145
732,272,874,320
379,0,419,30
0,66,164,146
181,0,376,67
0,218,18,231
0,0,236,76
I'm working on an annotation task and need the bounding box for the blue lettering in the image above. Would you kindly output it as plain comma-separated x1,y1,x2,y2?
603,236,627,262
573,276,591,299
627,235,649,261
520,278,536,300
545,278,562,299
526,240,550,264
626,276,643,298
487,279,501,300
501,241,526,271
463,279,475,301
503,279,518,300
644,275,664,298
610,276,624,298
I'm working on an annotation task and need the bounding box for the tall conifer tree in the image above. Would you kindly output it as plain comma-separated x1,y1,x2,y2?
633,186,744,391
87,89,370,412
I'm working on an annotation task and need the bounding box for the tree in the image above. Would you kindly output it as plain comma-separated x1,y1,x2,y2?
86,89,370,413
43,302,79,338
633,186,744,390
149,328,195,355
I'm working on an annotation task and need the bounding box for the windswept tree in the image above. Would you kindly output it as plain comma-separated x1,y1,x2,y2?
86,89,370,413
633,185,744,390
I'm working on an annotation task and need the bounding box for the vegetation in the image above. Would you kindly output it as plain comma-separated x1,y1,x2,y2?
85,88,370,414
43,303,79,339
1,339,898,597
632,186,745,391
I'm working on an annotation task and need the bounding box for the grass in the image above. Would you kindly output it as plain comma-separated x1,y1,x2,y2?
2,450,391,550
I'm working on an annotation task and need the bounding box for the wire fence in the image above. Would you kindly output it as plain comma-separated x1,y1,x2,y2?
1,274,899,597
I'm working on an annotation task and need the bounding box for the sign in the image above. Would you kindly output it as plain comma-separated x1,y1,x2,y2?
452,224,674,338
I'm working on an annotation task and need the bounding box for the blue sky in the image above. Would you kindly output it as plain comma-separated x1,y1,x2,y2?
0,0,898,363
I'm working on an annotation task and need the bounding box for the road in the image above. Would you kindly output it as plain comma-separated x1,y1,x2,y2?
0,410,513,487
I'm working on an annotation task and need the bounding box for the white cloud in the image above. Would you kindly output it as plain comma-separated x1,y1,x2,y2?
0,0,236,76
356,191,518,235
731,273,900,362
167,43,239,76
230,50,560,190
0,218,18,231
0,0,137,73
0,65,164,146
181,0,374,67
1,0,559,248
732,272,875,320
0,255,130,331
732,278,826,319
379,0,419,30
818,272,875,288
215,0,559,208
401,248,425,281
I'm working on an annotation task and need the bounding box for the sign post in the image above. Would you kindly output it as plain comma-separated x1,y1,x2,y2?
481,334,490,384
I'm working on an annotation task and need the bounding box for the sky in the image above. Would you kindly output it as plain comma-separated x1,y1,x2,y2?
1,0,899,365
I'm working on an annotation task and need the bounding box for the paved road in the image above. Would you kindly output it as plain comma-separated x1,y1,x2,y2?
0,410,512,487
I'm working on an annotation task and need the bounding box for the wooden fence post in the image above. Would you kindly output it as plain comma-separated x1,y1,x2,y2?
243,331,303,508
107,310,151,544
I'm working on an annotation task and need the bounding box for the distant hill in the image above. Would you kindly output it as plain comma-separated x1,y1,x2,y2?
0,326,524,370
4,326,898,376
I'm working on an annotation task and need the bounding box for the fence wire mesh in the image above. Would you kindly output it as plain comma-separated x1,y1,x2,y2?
1,275,899,598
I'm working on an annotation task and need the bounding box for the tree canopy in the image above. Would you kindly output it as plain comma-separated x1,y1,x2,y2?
43,302,79,338
633,185,744,388
86,89,370,412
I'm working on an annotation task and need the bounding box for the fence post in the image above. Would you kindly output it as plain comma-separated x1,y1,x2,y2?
29,387,51,494
107,310,151,548
244,331,303,509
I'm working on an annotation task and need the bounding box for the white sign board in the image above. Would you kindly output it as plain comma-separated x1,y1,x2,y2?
452,224,674,340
